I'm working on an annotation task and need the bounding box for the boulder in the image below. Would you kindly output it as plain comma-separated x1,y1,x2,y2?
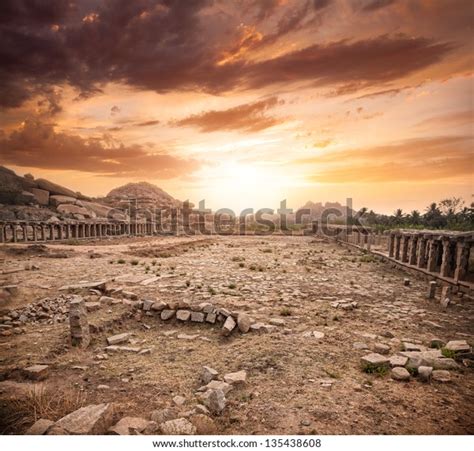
176,310,191,321
161,309,175,320
237,313,251,333
150,408,177,424
54,403,115,434
0,166,37,204
418,366,433,382
360,353,389,370
190,414,217,434
31,188,50,206
108,417,152,435
49,195,77,207
222,316,236,336
106,333,130,345
200,389,226,415
201,366,219,385
57,204,95,218
160,418,196,435
36,178,77,198
391,367,410,381
25,418,55,435
223,370,247,386
445,340,471,353
23,364,49,381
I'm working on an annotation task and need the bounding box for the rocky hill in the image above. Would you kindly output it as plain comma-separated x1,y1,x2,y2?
104,182,181,209
0,166,179,222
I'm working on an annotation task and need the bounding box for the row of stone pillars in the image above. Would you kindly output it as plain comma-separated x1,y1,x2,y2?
388,232,472,282
0,221,153,243
313,224,387,251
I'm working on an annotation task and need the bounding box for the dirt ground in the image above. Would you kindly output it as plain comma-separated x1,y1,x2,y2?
0,235,473,435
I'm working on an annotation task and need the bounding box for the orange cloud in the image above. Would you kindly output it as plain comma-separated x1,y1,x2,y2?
301,136,473,182
173,97,285,133
0,120,201,178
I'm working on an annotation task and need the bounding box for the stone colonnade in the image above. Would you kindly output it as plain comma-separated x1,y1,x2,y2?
388,231,472,283
0,220,154,243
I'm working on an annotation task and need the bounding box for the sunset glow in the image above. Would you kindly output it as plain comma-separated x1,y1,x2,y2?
0,0,472,213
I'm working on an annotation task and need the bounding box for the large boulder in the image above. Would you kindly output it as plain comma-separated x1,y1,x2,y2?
31,188,50,206
57,204,96,218
53,403,115,434
36,178,77,198
50,195,77,207
79,201,127,220
0,166,37,204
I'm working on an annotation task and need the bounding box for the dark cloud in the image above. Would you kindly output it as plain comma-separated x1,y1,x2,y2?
300,136,474,182
243,36,453,92
0,0,458,110
136,120,161,127
0,119,200,178
173,97,284,132
312,0,332,10
359,0,397,12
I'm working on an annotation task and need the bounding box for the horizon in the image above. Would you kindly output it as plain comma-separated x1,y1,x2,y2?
1,1,473,215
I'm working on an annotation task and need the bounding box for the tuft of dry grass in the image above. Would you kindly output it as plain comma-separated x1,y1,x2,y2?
2,385,86,434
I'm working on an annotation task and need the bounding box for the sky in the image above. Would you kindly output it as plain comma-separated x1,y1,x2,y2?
0,0,473,214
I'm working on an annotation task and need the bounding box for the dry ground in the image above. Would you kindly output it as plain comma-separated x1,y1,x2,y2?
0,235,473,434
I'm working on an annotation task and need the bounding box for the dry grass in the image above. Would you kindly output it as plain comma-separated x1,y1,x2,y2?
1,385,86,434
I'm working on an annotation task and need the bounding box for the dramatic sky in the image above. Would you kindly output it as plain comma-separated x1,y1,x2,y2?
0,0,473,213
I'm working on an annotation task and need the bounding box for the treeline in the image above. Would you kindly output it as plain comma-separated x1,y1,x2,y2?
353,197,474,232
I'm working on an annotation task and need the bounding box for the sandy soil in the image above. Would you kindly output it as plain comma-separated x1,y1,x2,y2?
0,235,473,434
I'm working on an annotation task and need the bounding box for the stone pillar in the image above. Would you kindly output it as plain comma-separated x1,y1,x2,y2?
427,281,437,299
426,239,440,273
0,223,5,243
388,233,395,257
401,235,409,263
21,225,28,242
454,241,470,282
417,237,427,268
32,225,38,242
69,296,90,348
408,236,417,265
58,225,63,240
49,225,54,241
394,234,401,260
440,237,453,277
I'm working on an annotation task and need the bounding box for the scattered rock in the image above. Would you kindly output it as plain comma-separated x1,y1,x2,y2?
23,364,49,381
361,353,389,370
237,313,251,333
222,316,236,336
25,418,55,435
389,355,408,367
161,309,175,320
108,417,152,435
54,403,115,434
191,312,205,322
201,366,219,385
173,395,186,406
190,414,217,434
106,333,130,345
391,367,410,381
200,389,226,415
150,408,177,425
160,418,196,435
374,343,390,355
445,340,470,354
224,370,247,386
176,310,191,321
418,366,433,382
